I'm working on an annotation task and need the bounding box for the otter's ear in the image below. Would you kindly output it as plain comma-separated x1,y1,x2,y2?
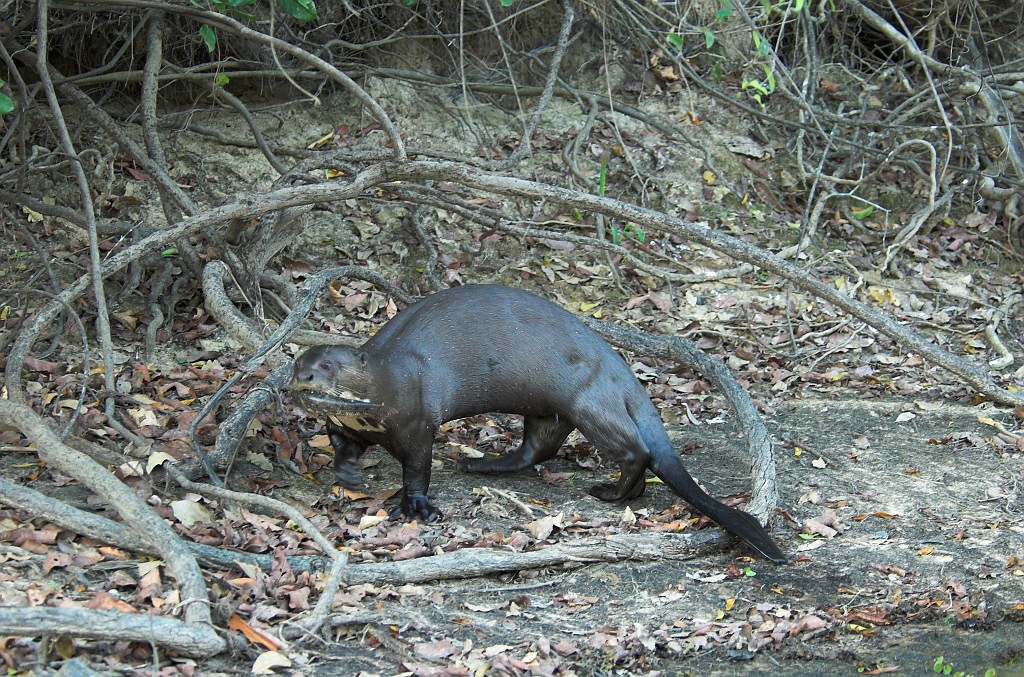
357,351,369,366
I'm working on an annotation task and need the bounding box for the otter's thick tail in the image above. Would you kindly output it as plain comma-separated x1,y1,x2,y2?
646,436,786,563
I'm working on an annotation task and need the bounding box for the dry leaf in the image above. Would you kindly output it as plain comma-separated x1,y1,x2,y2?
171,499,213,528
251,651,292,674
145,450,175,473
228,614,282,651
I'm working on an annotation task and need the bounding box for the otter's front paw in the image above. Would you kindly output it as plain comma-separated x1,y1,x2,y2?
388,493,443,523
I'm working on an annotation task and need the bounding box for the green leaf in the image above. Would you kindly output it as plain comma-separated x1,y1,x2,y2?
162,248,179,257
500,0,515,5
704,28,715,49
598,156,608,197
214,73,230,87
666,33,683,50
793,0,805,10
851,205,874,219
934,657,945,673
0,93,13,115
199,24,217,52
741,79,768,96
278,0,316,21
714,7,732,20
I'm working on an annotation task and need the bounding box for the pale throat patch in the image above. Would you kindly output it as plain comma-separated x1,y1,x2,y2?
328,413,386,433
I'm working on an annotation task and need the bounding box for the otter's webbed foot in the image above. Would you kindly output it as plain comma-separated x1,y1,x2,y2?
388,493,444,523
589,479,646,502
459,454,530,474
459,416,571,474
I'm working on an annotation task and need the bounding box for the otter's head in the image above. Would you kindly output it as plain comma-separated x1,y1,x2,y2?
294,346,385,419
291,345,370,400
291,345,385,422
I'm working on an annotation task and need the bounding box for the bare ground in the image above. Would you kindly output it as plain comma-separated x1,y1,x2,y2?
234,397,1024,675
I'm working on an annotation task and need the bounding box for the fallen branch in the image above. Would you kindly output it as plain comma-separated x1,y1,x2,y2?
0,400,225,654
376,160,1023,407
339,529,729,585
0,471,734,585
0,476,327,573
11,155,1020,436
0,608,226,658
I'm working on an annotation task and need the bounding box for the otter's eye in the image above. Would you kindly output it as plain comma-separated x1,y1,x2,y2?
320,360,331,371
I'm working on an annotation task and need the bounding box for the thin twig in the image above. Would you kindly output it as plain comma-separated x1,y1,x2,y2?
497,0,574,170
69,0,405,160
35,0,119,449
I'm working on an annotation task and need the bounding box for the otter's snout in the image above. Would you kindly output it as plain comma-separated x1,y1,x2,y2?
293,364,318,383
292,349,332,389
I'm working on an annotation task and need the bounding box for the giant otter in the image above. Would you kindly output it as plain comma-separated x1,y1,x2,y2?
292,284,785,562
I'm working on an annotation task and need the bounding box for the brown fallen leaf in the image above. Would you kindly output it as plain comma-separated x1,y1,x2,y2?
85,591,137,614
392,544,430,561
42,551,72,573
228,614,283,651
23,356,60,373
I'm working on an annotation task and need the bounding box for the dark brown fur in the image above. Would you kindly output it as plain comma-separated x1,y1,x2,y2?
292,285,784,562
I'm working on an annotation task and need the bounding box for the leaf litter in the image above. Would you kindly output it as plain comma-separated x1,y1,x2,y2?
2,90,1023,676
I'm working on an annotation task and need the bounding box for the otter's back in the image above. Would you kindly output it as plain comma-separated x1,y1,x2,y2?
364,285,640,419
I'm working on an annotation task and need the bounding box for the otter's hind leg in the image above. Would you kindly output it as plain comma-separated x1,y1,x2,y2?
576,416,650,502
459,416,573,473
